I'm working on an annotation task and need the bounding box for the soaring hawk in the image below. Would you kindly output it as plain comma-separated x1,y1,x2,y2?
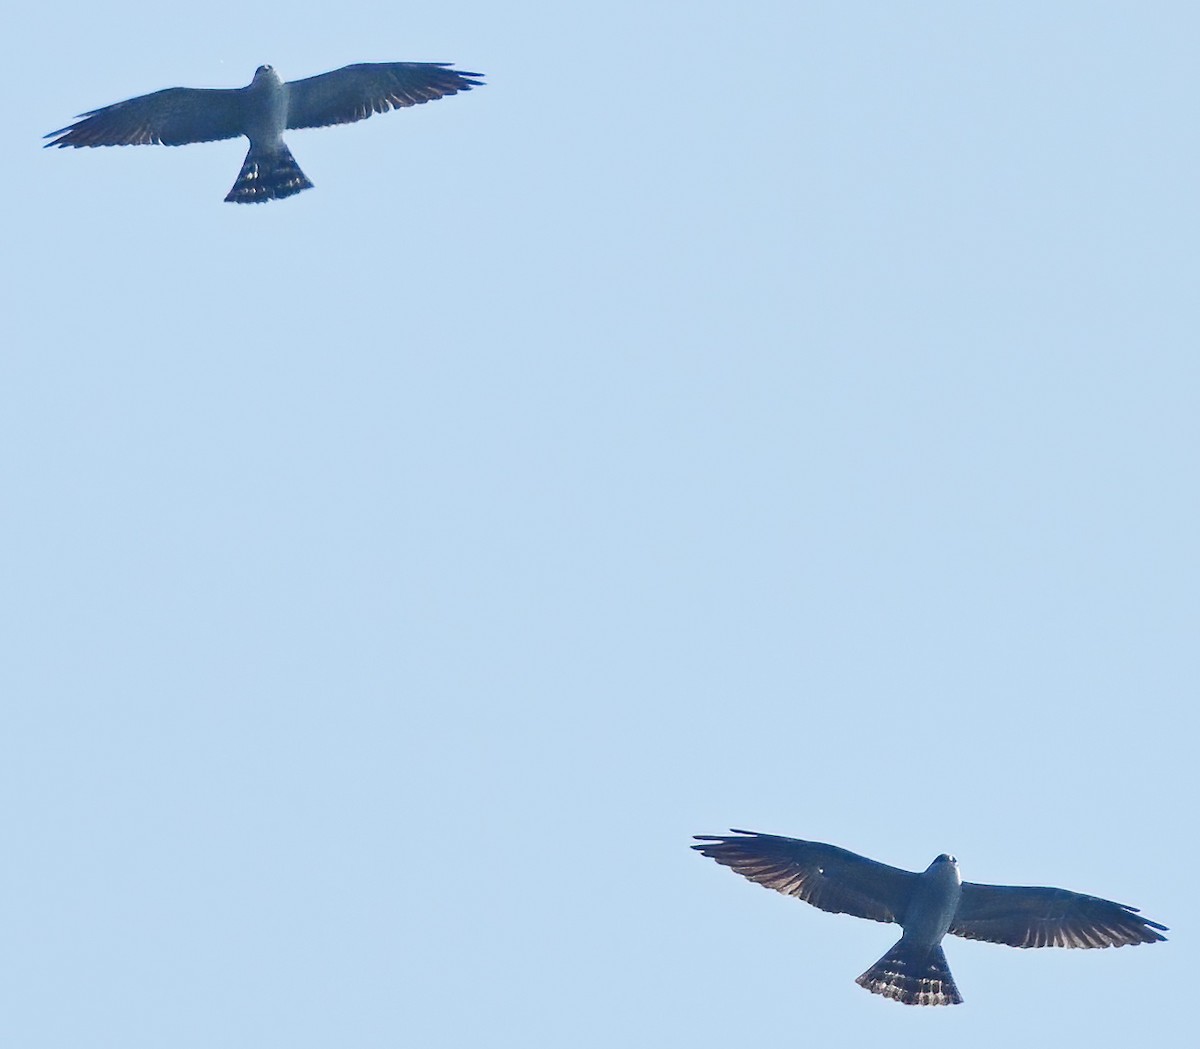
45,62,483,203
693,830,1166,1006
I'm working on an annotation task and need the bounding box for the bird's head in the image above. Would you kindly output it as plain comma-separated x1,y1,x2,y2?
926,853,962,887
249,65,283,90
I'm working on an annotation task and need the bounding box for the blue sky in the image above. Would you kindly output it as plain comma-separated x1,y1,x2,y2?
4,2,1195,1046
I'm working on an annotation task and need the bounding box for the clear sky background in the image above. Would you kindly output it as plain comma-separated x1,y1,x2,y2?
3,2,1195,1046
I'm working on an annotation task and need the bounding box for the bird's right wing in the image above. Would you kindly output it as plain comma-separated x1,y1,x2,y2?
45,87,246,148
950,881,1168,948
284,62,483,130
692,830,918,924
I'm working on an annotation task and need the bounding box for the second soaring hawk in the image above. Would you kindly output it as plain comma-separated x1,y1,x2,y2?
45,62,483,203
693,829,1166,1005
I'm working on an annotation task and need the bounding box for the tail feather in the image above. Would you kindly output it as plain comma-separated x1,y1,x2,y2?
856,940,962,1006
225,143,313,204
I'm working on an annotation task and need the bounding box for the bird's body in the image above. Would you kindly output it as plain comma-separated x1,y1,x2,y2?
241,65,288,145
45,61,483,202
693,830,1167,1006
224,66,311,203
855,854,964,1005
901,854,962,944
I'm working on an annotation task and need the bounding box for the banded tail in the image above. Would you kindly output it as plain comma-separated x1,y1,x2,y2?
225,143,313,203
856,939,963,1006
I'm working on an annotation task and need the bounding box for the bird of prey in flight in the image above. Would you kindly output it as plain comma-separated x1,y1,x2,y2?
692,830,1166,1006
45,62,483,203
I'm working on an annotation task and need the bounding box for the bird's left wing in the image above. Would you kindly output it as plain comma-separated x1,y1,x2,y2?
692,830,918,924
950,881,1168,948
285,62,483,130
45,87,246,148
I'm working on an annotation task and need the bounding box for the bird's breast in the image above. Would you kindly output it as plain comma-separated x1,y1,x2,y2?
242,71,288,146
901,861,963,946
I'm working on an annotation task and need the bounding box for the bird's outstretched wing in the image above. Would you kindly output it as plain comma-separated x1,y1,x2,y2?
44,87,246,148
284,62,483,130
950,882,1168,948
692,830,918,924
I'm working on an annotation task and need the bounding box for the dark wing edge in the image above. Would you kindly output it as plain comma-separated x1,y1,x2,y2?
950,881,1168,948
44,87,246,148
285,62,484,130
692,829,917,925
